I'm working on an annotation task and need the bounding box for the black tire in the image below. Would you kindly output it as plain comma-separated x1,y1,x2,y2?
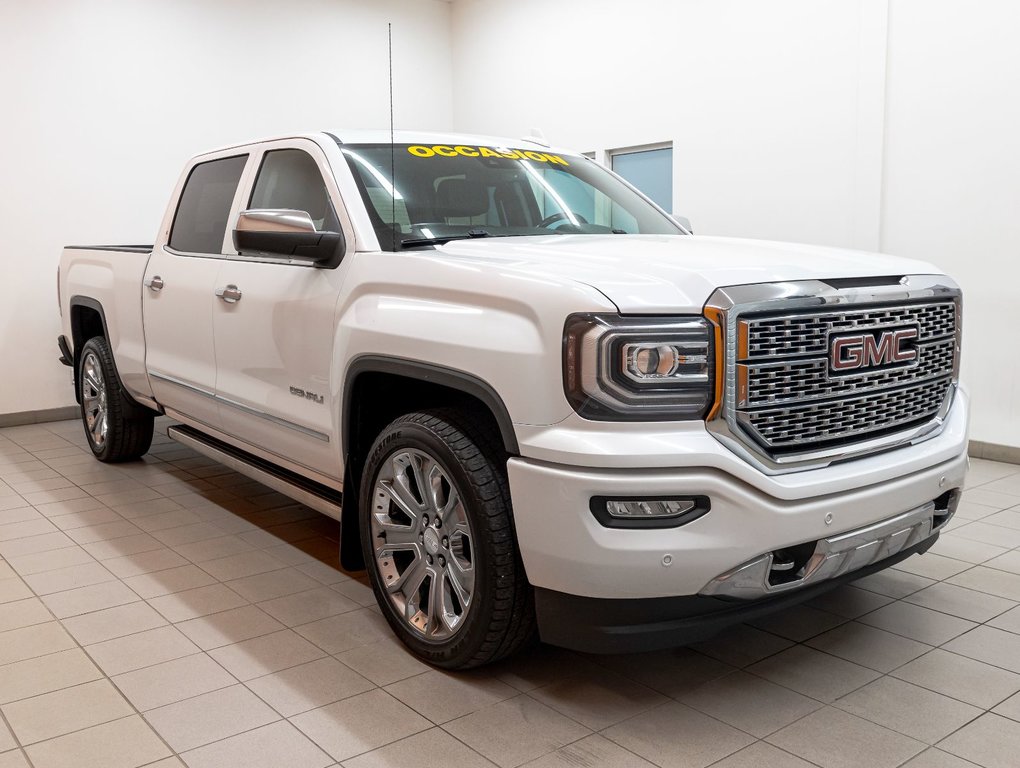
77,336,154,462
359,409,535,669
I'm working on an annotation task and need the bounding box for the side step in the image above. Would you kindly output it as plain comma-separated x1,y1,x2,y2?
167,424,342,521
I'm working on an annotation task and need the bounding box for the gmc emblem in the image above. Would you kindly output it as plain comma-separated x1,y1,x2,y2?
830,327,919,373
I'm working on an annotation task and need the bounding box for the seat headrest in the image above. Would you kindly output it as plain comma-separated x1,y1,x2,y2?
435,178,489,218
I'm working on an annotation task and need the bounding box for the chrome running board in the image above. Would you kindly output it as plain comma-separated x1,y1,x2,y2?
167,424,342,521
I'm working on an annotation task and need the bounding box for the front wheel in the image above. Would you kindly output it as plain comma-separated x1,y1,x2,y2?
359,410,535,668
78,336,154,462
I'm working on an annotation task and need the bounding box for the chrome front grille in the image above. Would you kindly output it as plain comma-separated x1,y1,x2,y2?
736,299,958,453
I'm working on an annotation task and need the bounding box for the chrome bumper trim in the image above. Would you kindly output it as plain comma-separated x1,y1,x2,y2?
700,502,942,600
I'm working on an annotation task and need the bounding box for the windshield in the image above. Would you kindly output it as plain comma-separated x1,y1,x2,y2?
341,143,684,250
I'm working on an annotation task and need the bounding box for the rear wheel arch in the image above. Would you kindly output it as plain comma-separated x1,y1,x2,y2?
339,356,519,571
69,297,110,403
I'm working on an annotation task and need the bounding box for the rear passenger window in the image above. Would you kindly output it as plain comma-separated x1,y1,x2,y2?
249,149,340,232
169,155,247,254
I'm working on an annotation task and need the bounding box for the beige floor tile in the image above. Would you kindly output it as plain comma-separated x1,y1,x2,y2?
1,679,133,745
994,690,1020,721
113,652,236,711
257,586,358,627
0,578,32,605
0,597,51,632
172,534,254,563
49,507,122,531
0,622,76,665
290,689,430,762
489,646,600,694
445,694,590,767
0,719,14,752
835,676,981,743
0,648,102,704
706,741,816,768
805,585,893,619
767,706,925,768
963,488,1020,510
680,670,822,737
593,647,735,699
179,720,332,768
853,569,935,599
131,509,203,532
61,600,167,645
520,733,656,768
5,545,95,576
346,727,497,768
892,553,972,581
102,548,189,579
65,520,143,545
950,521,1020,548
858,602,976,645
0,518,59,542
294,608,392,655
331,578,377,606
938,712,1020,768
900,748,984,768
747,645,880,703
385,668,520,725
527,670,668,731
989,604,1020,633
892,648,1020,708
24,715,170,768
943,625,1020,673
691,624,794,668
199,550,287,582
208,628,325,681
147,583,248,622
930,534,1009,564
23,561,116,595
87,625,199,675
123,564,217,599
948,565,1020,601
335,636,432,687
81,533,164,560
603,701,753,768
227,567,320,602
0,531,75,559
144,684,279,752
905,581,1016,622
175,604,283,650
151,522,232,547
246,656,374,716
806,622,932,673
40,580,139,618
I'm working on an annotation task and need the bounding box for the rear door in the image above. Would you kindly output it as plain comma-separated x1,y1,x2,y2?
211,139,353,480
143,152,248,427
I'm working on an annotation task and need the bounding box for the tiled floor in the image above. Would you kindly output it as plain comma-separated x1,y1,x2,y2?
0,419,1019,768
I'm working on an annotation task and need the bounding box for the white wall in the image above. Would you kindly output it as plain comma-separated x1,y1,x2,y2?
451,0,1020,449
882,0,1020,448
0,0,453,416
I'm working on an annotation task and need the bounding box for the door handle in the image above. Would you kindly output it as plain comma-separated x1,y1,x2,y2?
145,275,164,292
215,284,242,303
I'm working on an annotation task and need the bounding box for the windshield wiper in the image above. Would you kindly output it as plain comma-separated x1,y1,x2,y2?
400,229,493,249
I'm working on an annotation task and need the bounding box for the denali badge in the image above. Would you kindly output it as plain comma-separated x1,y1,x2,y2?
290,386,324,404
830,327,918,373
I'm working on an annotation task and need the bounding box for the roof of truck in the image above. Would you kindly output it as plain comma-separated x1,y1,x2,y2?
198,130,584,158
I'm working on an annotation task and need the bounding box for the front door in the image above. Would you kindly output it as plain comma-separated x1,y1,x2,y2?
212,142,350,480
143,153,248,428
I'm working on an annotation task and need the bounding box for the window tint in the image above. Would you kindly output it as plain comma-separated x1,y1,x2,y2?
169,155,247,254
612,146,673,212
250,149,340,232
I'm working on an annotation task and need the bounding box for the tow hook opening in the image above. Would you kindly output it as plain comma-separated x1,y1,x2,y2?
767,541,817,587
933,488,961,529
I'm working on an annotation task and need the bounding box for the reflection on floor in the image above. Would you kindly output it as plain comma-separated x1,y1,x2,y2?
0,417,1019,768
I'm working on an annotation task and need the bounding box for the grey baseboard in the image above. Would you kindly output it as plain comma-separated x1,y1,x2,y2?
969,440,1020,466
0,406,79,428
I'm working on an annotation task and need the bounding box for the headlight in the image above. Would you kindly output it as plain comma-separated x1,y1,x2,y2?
563,314,714,420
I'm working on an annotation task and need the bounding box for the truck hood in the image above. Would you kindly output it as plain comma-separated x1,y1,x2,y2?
432,234,940,312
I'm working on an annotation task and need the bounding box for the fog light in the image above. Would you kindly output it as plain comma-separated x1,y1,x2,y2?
590,495,710,529
606,499,695,518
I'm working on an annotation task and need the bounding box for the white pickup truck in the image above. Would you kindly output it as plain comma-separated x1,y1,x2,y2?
57,130,968,668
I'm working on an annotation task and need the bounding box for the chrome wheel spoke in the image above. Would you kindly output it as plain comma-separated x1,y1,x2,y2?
80,352,108,448
370,446,477,643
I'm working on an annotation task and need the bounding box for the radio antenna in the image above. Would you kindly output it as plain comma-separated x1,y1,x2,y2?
388,22,396,252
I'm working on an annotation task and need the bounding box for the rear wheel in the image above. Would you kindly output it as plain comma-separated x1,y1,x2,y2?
78,336,154,462
359,409,535,668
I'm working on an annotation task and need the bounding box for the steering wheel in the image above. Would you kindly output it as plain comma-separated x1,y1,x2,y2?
538,211,589,229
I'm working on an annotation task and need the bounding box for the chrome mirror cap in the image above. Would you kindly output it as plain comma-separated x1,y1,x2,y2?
236,209,317,234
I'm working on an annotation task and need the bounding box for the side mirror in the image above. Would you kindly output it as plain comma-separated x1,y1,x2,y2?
233,209,344,266
672,215,693,234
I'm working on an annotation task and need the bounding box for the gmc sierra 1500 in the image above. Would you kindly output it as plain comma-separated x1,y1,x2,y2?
57,130,967,668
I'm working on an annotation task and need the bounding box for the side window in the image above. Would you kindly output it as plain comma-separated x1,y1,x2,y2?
169,155,247,254
249,149,340,232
